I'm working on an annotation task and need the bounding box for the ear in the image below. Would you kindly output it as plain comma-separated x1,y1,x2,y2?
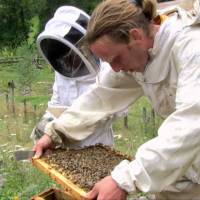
129,28,143,41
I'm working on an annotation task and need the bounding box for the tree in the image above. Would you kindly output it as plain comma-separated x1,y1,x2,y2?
0,0,100,48
0,0,47,48
15,44,39,95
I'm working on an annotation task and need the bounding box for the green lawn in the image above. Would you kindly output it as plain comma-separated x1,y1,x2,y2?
0,64,162,199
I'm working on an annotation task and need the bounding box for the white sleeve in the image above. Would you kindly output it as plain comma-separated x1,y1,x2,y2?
112,28,200,193
45,68,143,145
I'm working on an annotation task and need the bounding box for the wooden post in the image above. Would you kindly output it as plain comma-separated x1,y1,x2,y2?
151,108,156,137
142,107,148,134
33,104,37,123
5,93,9,112
23,98,27,121
8,80,15,114
124,115,128,129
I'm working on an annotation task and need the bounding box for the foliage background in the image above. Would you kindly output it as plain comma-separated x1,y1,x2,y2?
0,0,164,199
0,0,100,48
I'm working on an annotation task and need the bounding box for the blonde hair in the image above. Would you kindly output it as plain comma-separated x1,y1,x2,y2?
85,0,157,44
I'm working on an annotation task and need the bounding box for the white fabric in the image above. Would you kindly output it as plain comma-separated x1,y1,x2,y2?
45,0,200,194
48,71,95,112
42,6,89,38
46,66,114,149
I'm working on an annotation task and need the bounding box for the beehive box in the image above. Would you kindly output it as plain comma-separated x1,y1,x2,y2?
30,188,73,200
32,145,131,200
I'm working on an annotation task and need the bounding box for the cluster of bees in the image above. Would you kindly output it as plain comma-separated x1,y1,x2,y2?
43,144,131,191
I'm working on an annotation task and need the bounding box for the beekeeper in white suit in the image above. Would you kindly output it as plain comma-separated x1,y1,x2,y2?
33,0,200,199
31,6,114,149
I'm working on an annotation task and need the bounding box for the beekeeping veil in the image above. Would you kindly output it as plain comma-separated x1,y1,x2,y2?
37,6,100,78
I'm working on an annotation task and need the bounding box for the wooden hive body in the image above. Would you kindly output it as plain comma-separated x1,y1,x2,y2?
32,158,87,200
30,188,74,200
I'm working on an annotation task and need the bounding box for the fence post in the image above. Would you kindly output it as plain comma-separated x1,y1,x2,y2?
23,99,27,122
33,104,37,123
8,80,15,114
124,115,128,129
151,108,156,136
5,93,9,112
142,107,148,134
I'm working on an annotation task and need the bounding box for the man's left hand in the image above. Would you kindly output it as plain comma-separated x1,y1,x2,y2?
85,175,127,200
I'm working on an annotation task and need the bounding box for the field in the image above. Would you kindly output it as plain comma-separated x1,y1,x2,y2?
0,63,162,199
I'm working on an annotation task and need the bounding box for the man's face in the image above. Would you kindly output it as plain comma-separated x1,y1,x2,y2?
90,29,152,73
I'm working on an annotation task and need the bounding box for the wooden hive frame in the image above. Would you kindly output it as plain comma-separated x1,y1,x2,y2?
32,145,131,200
32,158,87,200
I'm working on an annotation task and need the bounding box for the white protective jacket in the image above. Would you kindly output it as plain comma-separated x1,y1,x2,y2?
45,1,200,193
41,68,114,149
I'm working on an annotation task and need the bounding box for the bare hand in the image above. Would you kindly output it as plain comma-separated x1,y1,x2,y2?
32,134,53,158
85,176,127,200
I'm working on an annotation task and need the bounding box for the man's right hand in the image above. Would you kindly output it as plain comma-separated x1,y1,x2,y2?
32,134,53,158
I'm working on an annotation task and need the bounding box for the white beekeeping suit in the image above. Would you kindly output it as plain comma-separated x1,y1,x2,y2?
31,6,114,148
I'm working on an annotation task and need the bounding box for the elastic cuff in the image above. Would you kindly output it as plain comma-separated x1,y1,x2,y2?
111,160,136,193
45,122,63,148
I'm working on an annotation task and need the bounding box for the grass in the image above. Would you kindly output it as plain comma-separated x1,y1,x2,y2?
0,63,162,199
0,64,56,199
0,145,56,200
113,97,162,156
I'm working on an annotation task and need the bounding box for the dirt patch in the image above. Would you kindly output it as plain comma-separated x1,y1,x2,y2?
43,144,131,191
